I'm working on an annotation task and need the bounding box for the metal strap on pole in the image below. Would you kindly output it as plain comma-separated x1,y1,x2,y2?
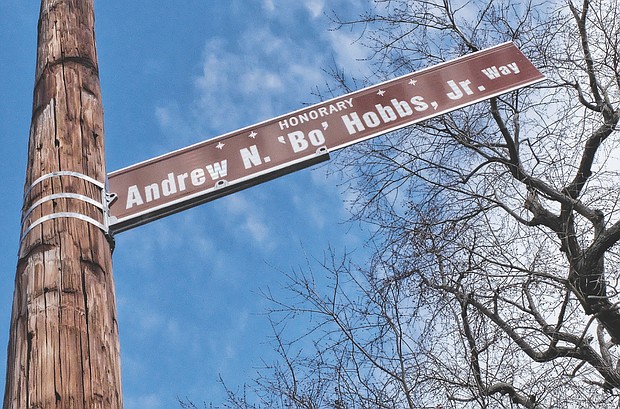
21,193,105,223
20,171,112,243
23,170,105,199
21,213,109,242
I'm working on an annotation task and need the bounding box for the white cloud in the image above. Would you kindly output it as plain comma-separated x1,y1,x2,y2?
328,29,372,78
243,214,271,243
289,62,325,90
305,0,325,19
153,103,202,149
154,106,171,127
219,194,274,247
240,68,284,93
124,394,163,409
193,37,287,133
220,193,249,215
135,309,164,333
262,0,276,12
155,0,373,146
205,310,251,364
192,22,349,135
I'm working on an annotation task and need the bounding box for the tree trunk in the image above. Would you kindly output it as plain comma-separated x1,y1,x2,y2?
3,0,123,408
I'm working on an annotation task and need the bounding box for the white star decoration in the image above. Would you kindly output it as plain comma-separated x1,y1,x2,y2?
216,142,225,150
409,79,417,85
249,131,257,139
377,89,386,96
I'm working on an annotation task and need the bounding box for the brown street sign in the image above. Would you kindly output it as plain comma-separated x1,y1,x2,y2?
107,42,544,233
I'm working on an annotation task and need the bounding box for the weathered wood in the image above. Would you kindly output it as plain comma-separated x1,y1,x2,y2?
4,1,123,408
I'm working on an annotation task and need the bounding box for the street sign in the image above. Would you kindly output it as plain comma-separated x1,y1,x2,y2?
107,42,544,233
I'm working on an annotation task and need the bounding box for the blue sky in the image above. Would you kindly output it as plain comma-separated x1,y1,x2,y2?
0,1,374,407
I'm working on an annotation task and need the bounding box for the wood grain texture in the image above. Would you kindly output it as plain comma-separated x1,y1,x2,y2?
4,1,123,407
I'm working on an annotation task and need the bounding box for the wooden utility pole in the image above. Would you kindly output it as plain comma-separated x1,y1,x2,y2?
4,1,123,408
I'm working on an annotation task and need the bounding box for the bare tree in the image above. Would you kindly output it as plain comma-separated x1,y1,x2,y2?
190,0,620,408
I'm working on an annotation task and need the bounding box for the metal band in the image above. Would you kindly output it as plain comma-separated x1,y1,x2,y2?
20,212,109,243
20,171,112,244
24,171,105,200
21,193,105,224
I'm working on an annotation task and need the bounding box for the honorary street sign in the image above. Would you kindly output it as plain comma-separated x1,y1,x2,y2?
107,42,544,232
